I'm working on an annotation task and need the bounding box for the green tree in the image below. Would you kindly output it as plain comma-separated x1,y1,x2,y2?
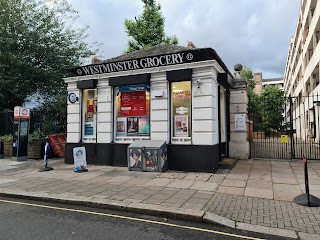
124,0,178,53
260,86,285,131
240,66,262,129
0,0,97,111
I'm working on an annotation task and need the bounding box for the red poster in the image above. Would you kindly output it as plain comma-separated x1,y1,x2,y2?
120,91,146,116
120,92,132,116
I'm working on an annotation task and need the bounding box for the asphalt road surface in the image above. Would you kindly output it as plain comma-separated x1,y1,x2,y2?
0,196,291,240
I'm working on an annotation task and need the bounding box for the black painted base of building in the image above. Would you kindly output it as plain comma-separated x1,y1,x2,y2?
65,143,220,173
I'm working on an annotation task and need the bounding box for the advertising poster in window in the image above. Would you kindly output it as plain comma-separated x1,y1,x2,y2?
132,91,146,116
145,149,159,171
116,118,127,136
120,92,132,116
120,91,146,117
127,117,138,136
84,98,96,137
138,117,150,136
174,115,188,137
129,148,142,171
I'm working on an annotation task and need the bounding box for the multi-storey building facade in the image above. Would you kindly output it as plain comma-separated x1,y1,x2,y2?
284,0,320,141
253,73,283,95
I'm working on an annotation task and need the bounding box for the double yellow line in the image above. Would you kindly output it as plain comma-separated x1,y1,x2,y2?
0,199,264,240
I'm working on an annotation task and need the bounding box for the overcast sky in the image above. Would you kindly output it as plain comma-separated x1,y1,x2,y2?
68,0,300,79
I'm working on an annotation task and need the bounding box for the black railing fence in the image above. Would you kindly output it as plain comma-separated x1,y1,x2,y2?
249,94,320,160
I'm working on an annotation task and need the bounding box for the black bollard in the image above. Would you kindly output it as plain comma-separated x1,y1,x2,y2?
293,154,320,207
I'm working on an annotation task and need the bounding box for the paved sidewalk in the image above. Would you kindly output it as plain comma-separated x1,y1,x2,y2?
1,158,320,239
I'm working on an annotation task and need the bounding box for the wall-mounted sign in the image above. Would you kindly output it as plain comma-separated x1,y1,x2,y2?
68,92,78,104
281,135,288,144
69,48,216,77
14,106,30,119
176,106,188,114
235,114,246,132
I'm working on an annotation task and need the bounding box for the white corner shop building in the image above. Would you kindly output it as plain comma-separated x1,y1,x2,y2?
64,44,245,172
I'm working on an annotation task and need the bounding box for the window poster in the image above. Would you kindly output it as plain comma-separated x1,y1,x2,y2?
83,89,97,140
127,117,138,136
138,117,150,136
145,149,159,171
84,122,94,136
174,115,188,137
120,91,146,117
116,118,127,136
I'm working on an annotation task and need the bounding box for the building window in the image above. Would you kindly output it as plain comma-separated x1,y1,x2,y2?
171,81,192,143
114,84,150,142
82,89,97,142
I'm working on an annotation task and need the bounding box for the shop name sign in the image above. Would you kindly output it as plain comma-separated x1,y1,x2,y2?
70,49,213,76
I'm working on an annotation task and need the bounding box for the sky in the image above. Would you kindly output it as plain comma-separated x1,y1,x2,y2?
68,0,301,79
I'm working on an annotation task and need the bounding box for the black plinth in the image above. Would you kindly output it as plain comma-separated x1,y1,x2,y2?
293,194,320,207
39,167,54,172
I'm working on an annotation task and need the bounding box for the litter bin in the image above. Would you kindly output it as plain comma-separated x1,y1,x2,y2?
128,140,167,172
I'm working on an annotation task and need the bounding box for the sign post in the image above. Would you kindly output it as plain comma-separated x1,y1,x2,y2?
12,106,30,161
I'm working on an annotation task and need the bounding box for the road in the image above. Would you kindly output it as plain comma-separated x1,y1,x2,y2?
0,196,290,240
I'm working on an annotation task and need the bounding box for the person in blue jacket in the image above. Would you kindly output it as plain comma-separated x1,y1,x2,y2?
44,137,51,168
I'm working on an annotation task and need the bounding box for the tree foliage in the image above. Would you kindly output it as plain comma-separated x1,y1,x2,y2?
124,0,178,53
241,66,260,125
260,86,285,131
0,0,97,111
241,66,285,131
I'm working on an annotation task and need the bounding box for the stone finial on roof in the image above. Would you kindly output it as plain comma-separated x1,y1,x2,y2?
187,41,196,48
234,64,243,77
91,56,102,64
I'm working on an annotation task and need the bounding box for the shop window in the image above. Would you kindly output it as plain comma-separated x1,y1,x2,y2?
114,84,150,142
82,89,97,142
171,81,192,143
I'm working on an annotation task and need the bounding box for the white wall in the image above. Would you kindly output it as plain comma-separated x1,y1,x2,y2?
66,81,81,143
97,80,113,143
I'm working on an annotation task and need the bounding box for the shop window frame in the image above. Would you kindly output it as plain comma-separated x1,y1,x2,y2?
113,84,151,143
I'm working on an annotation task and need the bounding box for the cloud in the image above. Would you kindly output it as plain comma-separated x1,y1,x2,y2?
69,0,300,78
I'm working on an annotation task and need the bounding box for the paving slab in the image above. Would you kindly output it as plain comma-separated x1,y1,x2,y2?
216,186,244,195
246,179,272,189
221,179,246,188
244,187,273,199
144,178,173,187
225,174,249,181
166,179,195,189
273,183,302,193
272,177,298,184
189,181,218,192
